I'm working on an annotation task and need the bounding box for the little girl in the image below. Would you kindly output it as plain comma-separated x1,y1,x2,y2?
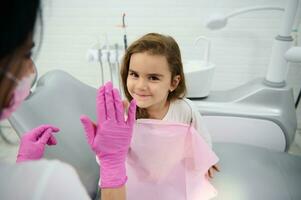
120,33,219,199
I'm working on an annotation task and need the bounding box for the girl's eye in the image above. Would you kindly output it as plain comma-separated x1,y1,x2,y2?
149,76,159,81
129,72,138,78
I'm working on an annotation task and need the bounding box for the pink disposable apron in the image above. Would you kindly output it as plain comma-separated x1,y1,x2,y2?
126,119,219,200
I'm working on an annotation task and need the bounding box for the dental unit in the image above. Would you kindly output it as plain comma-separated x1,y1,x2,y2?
185,0,301,152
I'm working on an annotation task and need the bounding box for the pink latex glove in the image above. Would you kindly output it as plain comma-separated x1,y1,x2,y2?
80,81,136,188
16,125,60,163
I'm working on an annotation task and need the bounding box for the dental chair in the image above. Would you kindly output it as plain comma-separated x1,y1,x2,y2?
9,70,99,198
9,70,301,200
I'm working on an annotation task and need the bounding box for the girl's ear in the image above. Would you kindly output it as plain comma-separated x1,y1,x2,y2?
170,75,181,92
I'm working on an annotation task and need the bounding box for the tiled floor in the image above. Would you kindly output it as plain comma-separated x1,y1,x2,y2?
1,120,301,164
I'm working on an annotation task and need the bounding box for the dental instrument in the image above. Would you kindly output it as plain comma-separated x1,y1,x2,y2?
86,44,105,85
122,13,128,50
98,48,104,85
106,49,114,82
87,43,123,89
114,43,122,90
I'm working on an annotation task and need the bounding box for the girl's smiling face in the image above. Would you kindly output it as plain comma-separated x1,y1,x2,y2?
127,52,179,114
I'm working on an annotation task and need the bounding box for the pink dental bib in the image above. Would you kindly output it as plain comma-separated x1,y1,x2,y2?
126,119,219,200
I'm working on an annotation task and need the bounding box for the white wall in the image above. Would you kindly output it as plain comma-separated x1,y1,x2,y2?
34,0,301,127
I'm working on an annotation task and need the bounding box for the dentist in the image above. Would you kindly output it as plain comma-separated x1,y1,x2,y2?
0,0,135,199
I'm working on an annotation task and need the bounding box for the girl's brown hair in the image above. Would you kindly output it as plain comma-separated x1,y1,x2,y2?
120,33,186,118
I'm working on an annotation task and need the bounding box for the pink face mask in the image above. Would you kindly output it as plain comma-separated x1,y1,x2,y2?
0,73,34,120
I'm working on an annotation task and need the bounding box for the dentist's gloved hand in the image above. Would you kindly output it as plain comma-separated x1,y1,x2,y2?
16,125,60,163
80,81,136,188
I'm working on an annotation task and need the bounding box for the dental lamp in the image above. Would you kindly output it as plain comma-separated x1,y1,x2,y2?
205,0,300,87
205,6,284,30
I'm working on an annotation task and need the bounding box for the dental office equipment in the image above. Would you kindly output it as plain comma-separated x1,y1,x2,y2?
106,44,123,88
98,49,104,85
122,13,128,50
114,43,122,90
285,46,301,62
285,46,301,108
86,14,128,87
114,43,120,67
205,2,298,86
86,47,105,85
205,6,284,30
184,36,215,98
195,36,211,66
296,89,301,108
10,71,99,198
86,43,123,88
187,0,300,152
106,50,113,82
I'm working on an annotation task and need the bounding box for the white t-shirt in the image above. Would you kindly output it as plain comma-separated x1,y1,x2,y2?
163,98,212,148
0,160,91,200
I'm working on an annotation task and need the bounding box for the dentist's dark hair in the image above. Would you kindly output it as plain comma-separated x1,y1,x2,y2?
0,0,41,112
